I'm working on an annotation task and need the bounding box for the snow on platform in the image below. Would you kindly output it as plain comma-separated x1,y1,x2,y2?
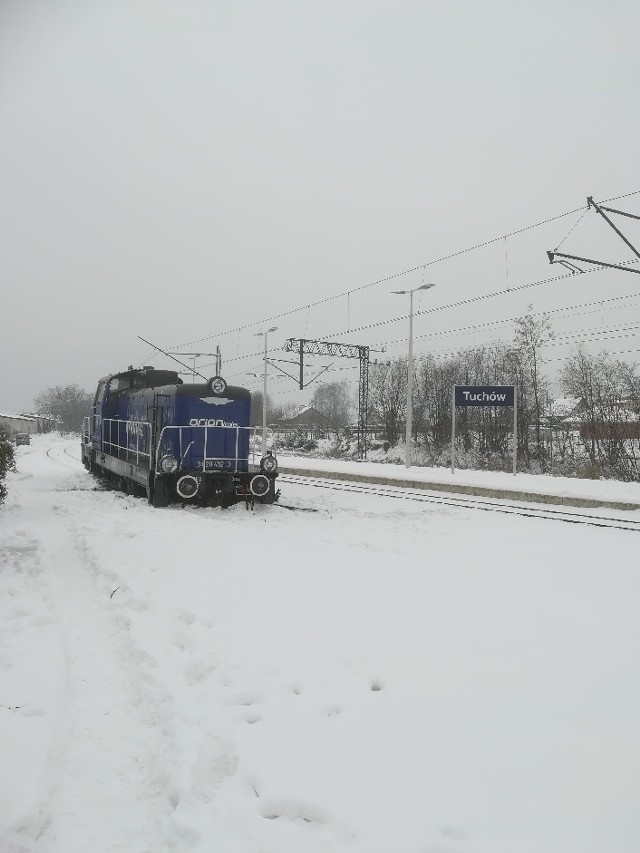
278,455,640,510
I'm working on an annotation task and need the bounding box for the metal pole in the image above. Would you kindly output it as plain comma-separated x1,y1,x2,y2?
512,386,517,475
299,339,305,390
451,385,456,474
405,290,414,469
262,333,268,457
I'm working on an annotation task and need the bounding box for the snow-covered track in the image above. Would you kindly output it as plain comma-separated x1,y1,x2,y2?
279,474,640,533
45,443,83,472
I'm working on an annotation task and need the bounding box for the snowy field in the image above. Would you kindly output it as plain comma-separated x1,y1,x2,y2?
1,434,639,853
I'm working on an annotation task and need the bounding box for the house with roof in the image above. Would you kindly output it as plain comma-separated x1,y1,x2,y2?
271,406,330,440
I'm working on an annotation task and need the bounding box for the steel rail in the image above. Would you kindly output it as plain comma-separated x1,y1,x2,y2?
279,474,640,533
45,444,84,472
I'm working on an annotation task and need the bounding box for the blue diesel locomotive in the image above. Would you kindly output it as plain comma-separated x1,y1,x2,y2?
81,366,279,507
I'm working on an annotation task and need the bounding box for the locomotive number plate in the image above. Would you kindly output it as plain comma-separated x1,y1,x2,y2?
204,460,233,471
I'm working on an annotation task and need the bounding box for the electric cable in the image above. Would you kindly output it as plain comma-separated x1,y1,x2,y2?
167,191,640,352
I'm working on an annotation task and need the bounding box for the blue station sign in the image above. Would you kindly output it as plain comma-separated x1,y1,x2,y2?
454,385,515,407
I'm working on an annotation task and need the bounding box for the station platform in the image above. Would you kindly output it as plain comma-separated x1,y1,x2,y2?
278,455,640,512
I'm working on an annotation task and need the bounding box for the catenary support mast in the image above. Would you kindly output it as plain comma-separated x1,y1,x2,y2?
283,338,371,459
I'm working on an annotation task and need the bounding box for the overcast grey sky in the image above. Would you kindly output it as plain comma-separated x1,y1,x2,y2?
1,0,639,412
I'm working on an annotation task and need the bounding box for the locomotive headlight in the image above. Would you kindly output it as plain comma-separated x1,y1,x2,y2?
161,455,178,473
261,454,277,474
208,376,227,395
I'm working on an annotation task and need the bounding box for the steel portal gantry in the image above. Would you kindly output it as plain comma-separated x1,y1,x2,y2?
283,338,370,459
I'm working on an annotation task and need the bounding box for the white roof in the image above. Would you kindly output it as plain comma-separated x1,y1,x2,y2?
550,397,580,417
0,412,36,421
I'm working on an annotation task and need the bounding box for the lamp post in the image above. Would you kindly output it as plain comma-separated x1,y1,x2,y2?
391,283,436,468
255,327,278,456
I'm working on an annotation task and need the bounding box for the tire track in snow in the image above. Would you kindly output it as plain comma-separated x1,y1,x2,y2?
0,471,171,851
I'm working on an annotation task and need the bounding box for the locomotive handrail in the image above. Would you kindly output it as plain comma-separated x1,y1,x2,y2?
101,418,152,467
155,424,275,473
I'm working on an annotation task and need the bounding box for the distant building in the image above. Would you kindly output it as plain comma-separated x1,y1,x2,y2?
272,406,330,440
0,412,61,436
26,414,62,433
0,413,37,436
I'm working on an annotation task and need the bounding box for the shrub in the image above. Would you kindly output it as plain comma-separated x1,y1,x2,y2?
0,428,16,504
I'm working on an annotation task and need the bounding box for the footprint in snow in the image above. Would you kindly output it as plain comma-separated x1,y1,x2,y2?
184,659,216,686
177,610,197,627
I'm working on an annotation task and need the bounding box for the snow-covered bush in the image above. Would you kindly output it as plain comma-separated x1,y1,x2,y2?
0,428,16,504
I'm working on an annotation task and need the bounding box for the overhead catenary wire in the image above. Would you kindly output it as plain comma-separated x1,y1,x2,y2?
160,189,640,394
196,259,640,376
197,284,640,379
377,326,640,367
237,323,640,390
167,189,640,352
553,207,589,251
373,290,640,351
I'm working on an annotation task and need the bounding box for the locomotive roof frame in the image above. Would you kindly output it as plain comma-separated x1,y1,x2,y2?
97,367,250,399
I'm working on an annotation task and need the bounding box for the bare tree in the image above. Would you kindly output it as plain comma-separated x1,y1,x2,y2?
33,385,94,432
310,381,353,431
369,358,407,445
514,307,554,462
250,391,273,427
561,348,640,479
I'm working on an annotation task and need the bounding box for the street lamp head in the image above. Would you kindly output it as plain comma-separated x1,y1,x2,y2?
391,284,435,295
267,326,278,333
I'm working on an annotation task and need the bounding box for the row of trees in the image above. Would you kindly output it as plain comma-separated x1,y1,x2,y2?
560,349,640,480
304,310,640,481
369,311,556,467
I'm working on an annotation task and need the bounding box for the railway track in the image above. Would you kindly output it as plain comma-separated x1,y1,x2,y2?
279,473,640,533
45,443,83,472
44,443,640,532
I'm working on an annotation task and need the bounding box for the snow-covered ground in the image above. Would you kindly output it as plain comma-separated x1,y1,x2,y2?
1,434,639,853
278,452,640,507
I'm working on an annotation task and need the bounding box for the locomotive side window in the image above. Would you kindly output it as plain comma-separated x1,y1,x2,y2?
94,381,108,406
109,376,131,393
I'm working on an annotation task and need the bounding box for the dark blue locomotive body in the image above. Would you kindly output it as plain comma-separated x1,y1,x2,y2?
81,366,278,507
